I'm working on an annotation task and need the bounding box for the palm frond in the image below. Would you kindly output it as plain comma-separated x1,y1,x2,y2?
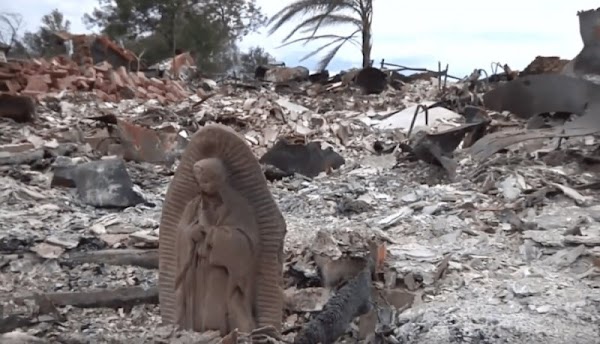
275,33,351,49
282,13,361,43
267,0,336,35
300,28,361,71
316,40,346,71
298,34,353,62
267,0,374,69
304,1,361,40
300,14,363,35
346,37,362,49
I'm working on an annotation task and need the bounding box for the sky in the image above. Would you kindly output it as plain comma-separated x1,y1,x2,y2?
3,1,599,77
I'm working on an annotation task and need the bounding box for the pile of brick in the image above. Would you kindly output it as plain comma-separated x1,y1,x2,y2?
0,56,192,104
520,56,570,76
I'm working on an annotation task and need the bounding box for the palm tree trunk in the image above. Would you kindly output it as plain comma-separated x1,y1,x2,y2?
361,25,371,68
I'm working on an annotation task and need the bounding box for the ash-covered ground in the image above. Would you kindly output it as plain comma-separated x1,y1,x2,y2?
1,77,599,343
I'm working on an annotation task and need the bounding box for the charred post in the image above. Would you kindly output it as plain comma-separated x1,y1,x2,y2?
293,245,381,344
564,8,600,76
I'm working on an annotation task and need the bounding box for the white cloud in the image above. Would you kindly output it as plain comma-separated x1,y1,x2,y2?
240,1,600,75
4,1,598,76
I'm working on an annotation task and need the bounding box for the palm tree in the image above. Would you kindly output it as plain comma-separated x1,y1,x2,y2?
267,0,373,71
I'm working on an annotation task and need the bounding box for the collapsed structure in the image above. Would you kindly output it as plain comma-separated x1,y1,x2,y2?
0,32,197,105
1,9,600,344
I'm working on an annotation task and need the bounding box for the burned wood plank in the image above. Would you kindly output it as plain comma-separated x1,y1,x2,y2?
63,249,158,269
5,286,158,309
0,149,44,166
563,235,600,247
1,249,158,270
0,144,78,166
0,315,38,334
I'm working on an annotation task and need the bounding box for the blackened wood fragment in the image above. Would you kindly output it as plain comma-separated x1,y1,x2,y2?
293,266,373,344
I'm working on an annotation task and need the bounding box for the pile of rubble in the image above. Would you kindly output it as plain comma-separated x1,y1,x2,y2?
1,9,600,344
0,56,193,105
0,56,598,342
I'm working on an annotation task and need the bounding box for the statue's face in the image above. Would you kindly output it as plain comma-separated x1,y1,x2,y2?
193,158,226,195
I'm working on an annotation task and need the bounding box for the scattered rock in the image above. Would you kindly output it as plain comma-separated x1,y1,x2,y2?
31,242,64,259
52,158,146,208
0,94,37,123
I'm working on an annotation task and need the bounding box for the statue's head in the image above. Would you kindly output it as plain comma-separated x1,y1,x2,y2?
192,158,227,195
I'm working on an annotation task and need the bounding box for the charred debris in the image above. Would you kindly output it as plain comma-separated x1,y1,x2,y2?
2,10,600,344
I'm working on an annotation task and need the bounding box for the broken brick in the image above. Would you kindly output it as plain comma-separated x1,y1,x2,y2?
1,80,21,93
172,81,188,94
147,85,164,95
0,46,190,104
19,91,44,101
75,79,90,90
31,58,44,67
84,66,97,79
149,78,165,89
120,86,136,99
110,70,124,88
116,67,133,86
136,72,150,87
94,89,112,102
24,75,50,93
94,61,111,73
54,76,77,90
0,71,16,80
48,69,69,79
129,73,140,85
156,94,167,105
165,92,178,102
